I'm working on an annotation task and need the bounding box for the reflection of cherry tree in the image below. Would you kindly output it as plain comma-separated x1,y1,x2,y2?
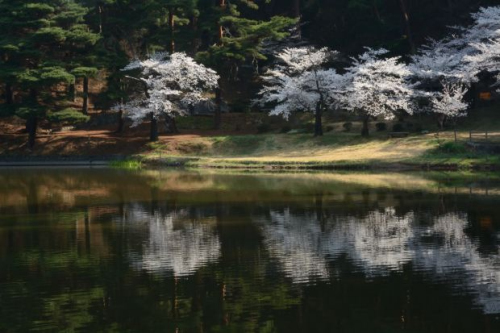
259,209,500,314
262,210,330,283
412,213,500,314
117,207,221,277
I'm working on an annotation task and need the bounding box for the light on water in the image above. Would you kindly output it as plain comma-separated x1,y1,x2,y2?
1,169,500,332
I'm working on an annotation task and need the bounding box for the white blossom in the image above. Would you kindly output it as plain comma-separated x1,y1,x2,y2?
430,83,469,118
339,48,414,120
121,52,219,126
257,46,345,119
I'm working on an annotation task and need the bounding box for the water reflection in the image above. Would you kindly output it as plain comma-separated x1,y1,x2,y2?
1,169,500,332
117,205,221,277
259,208,500,314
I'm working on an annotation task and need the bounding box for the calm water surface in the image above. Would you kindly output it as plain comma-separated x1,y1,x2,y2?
1,169,500,332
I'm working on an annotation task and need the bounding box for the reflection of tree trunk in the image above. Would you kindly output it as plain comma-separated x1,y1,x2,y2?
361,115,370,137
314,102,323,137
27,179,39,214
214,87,222,130
150,187,159,215
5,83,13,104
150,112,159,142
315,194,325,232
84,209,91,254
398,0,416,54
83,76,89,115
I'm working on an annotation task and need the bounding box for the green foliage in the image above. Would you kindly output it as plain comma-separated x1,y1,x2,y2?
375,122,387,131
438,142,468,154
47,108,90,123
110,159,142,169
15,105,48,120
71,66,99,78
343,122,353,132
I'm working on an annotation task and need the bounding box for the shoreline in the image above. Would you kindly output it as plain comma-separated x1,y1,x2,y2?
2,155,499,172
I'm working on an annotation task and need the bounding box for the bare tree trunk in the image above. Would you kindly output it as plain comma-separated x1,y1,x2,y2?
150,112,159,142
27,115,38,148
4,83,13,104
214,87,222,130
169,9,175,54
293,0,300,18
68,83,76,102
314,102,323,137
165,115,179,134
83,76,89,115
116,108,124,133
398,0,416,54
361,115,370,137
218,0,226,43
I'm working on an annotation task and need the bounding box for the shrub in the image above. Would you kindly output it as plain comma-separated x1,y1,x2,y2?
303,123,315,133
439,142,468,154
47,108,90,123
392,123,405,132
375,122,387,132
257,123,271,133
343,122,353,132
280,125,292,133
325,125,334,132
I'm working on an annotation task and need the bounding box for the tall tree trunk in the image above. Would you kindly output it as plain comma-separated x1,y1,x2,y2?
293,0,300,18
150,112,159,142
218,0,226,43
27,115,38,148
398,0,416,54
190,15,200,54
361,115,370,137
169,9,175,54
83,76,89,115
314,102,323,137
293,0,302,38
116,108,124,133
4,83,13,104
165,115,179,134
68,83,75,102
214,87,222,130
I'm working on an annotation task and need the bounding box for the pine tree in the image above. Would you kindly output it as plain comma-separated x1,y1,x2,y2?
0,0,99,148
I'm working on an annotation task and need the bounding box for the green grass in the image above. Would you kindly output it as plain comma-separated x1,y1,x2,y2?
110,159,142,169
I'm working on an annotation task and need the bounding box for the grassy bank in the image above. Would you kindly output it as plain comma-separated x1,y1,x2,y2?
137,129,500,171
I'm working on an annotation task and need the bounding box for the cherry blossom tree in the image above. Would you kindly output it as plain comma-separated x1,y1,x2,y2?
430,83,469,140
339,48,414,136
257,46,345,136
120,52,219,141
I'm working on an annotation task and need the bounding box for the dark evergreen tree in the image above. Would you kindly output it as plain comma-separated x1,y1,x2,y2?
0,0,99,147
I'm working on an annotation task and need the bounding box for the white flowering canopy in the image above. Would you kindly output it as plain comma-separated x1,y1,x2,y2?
339,48,414,119
257,46,345,119
411,6,500,88
430,83,469,118
120,52,219,126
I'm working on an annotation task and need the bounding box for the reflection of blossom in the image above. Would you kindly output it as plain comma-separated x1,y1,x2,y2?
412,213,500,314
259,209,500,314
333,209,414,275
119,207,221,277
263,210,329,283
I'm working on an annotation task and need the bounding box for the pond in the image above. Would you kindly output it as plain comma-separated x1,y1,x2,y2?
0,169,500,332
